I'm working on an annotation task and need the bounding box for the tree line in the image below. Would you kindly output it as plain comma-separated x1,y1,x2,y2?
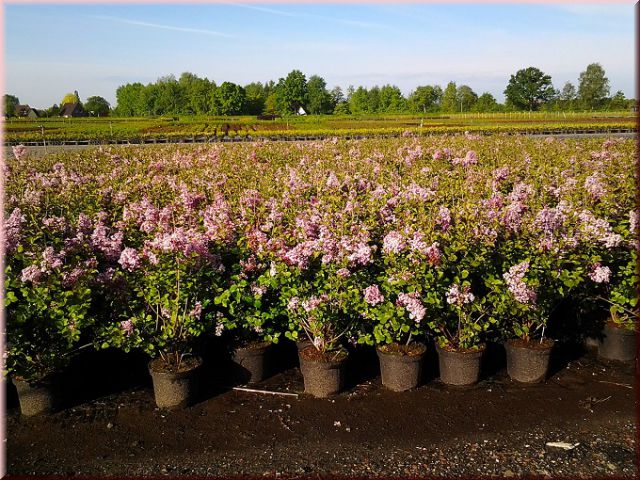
4,91,111,118
113,63,632,116
4,63,634,118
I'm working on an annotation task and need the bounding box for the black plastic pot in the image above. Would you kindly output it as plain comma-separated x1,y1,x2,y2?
13,376,59,416
598,323,636,363
436,343,485,386
232,342,271,384
148,357,202,409
377,342,426,392
505,338,554,383
299,347,347,398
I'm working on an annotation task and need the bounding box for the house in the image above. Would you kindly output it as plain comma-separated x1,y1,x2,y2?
296,106,307,116
15,104,39,118
60,102,85,118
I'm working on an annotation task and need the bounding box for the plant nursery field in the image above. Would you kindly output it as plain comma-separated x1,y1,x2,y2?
3,111,636,144
4,133,637,476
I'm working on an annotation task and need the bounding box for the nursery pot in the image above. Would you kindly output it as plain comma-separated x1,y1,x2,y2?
436,343,485,386
298,347,347,398
13,376,59,416
505,338,554,383
232,341,271,384
148,356,202,409
376,342,427,392
598,323,636,363
295,338,312,364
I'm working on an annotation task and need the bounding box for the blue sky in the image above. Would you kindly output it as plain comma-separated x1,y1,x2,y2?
5,2,635,109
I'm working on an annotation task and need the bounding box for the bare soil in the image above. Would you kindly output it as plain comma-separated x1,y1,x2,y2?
508,337,556,350
378,341,426,356
5,341,637,477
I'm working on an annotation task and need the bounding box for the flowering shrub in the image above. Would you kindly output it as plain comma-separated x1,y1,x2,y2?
4,207,98,381
213,258,283,346
3,135,635,369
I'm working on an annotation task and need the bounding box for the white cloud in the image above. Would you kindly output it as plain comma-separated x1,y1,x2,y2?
88,15,234,38
223,2,390,30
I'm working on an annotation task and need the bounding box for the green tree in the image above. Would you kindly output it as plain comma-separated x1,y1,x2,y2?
84,96,111,116
45,104,60,117
115,83,147,116
408,85,442,113
275,70,308,115
329,86,345,110
578,63,610,110
348,86,369,114
333,102,350,115
346,85,355,102
378,85,406,112
457,85,478,112
263,93,277,115
472,92,499,112
504,67,554,111
367,86,381,113
559,81,577,110
212,82,246,116
608,90,627,110
441,81,459,113
3,94,19,117
178,72,211,115
244,82,268,115
306,75,332,114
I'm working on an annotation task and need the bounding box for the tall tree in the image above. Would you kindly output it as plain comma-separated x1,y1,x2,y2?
3,94,19,117
115,83,146,116
211,82,246,116
84,96,111,116
244,82,268,115
472,92,499,112
263,93,277,115
408,85,442,113
559,81,577,110
441,82,459,112
151,75,181,115
504,67,554,111
367,86,381,113
179,72,211,115
378,85,406,113
578,63,610,110
348,86,369,114
306,75,332,114
275,70,308,114
457,85,478,112
608,90,627,110
329,86,345,108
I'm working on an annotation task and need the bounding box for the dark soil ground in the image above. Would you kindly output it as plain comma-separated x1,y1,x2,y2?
5,341,637,477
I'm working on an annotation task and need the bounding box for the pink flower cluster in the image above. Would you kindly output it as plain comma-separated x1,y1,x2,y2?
445,284,475,306
396,292,426,323
363,284,384,306
503,261,537,305
382,231,405,254
588,263,611,284
4,208,25,255
120,319,135,336
584,174,606,200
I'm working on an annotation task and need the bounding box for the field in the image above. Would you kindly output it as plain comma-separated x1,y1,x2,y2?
3,110,636,144
5,133,637,476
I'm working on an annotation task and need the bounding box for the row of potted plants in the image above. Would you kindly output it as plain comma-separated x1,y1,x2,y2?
4,135,637,414
10,326,634,416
